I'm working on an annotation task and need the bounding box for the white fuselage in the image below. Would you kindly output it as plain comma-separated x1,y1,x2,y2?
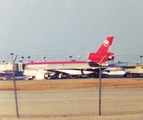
23,61,107,79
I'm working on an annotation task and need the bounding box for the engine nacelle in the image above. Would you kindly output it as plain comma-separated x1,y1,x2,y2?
35,73,50,80
108,55,114,60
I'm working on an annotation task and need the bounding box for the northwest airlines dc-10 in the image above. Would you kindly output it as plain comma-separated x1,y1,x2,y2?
23,36,114,80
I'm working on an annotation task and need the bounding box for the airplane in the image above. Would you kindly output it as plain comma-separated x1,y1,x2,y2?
0,70,27,80
23,36,114,80
101,66,127,78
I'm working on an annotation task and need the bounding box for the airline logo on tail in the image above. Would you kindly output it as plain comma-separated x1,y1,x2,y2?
88,36,114,64
103,40,109,47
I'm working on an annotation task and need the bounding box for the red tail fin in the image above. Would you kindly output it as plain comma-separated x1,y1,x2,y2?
96,36,114,54
88,36,114,63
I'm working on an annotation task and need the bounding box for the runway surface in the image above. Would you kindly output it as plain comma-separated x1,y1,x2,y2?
0,88,143,118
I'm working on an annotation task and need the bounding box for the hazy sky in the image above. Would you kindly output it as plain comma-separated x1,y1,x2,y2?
0,0,143,63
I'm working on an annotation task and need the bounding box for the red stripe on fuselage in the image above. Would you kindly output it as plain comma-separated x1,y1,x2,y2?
25,61,87,65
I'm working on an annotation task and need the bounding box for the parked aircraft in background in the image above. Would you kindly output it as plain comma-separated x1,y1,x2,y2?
0,70,7,80
23,36,114,80
0,70,27,80
102,66,127,78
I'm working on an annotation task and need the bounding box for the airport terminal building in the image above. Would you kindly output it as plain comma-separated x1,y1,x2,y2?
0,62,24,72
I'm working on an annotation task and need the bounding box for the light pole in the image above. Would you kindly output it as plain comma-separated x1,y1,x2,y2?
69,56,72,61
78,55,80,61
28,56,31,62
42,56,46,62
140,56,142,64
11,53,14,62
21,56,24,63
2,61,5,64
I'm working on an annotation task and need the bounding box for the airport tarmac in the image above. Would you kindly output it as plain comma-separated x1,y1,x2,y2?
1,78,143,91
0,88,143,119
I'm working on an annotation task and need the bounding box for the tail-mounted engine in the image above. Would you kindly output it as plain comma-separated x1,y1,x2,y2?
108,55,114,61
